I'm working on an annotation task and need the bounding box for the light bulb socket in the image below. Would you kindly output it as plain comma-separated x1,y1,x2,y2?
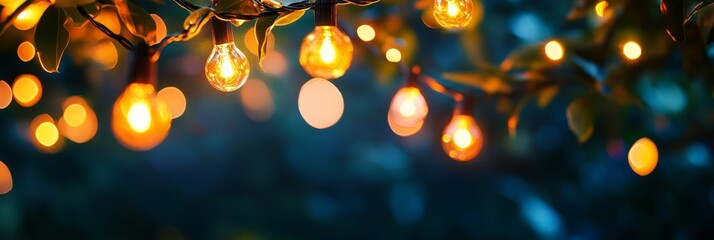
314,0,337,26
212,18,234,45
128,42,157,85
454,92,475,116
404,66,421,87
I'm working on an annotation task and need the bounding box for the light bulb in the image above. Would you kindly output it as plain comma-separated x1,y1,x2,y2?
432,0,473,29
112,83,172,151
441,115,483,161
205,42,250,92
299,26,353,80
389,86,429,128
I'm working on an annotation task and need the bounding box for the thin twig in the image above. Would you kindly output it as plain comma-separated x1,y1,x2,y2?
77,6,136,50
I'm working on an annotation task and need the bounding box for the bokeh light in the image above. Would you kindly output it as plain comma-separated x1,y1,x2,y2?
545,40,564,61
595,1,608,18
262,50,288,77
623,41,642,60
357,24,376,42
151,14,167,44
13,0,52,31
12,74,42,107
240,79,274,122
389,86,428,128
29,114,63,153
92,41,119,69
0,80,12,109
628,137,658,176
298,78,344,129
386,48,402,63
0,160,11,194
58,96,98,144
17,41,35,62
157,86,187,119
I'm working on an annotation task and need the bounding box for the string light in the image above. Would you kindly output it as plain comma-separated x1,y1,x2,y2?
357,24,376,42
205,18,250,92
622,41,642,60
628,137,658,176
544,40,564,61
432,0,473,29
12,74,42,107
388,67,428,128
441,94,483,161
112,43,171,151
299,0,353,80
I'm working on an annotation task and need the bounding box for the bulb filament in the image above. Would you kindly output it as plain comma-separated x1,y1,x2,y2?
127,101,152,133
319,37,337,64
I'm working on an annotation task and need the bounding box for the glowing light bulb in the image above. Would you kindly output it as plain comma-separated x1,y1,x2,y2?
205,42,250,92
389,87,428,128
623,41,642,60
442,115,483,161
628,137,658,176
432,0,473,29
112,83,171,151
299,26,353,80
545,40,564,61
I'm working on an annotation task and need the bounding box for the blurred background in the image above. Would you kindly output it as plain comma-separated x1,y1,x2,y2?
1,0,714,239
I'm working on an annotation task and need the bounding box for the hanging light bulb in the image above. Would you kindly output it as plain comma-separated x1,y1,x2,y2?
205,18,250,92
299,0,353,80
441,94,483,161
112,43,172,151
388,66,429,128
432,0,473,29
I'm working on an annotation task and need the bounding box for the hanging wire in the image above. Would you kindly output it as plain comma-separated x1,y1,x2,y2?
77,6,136,50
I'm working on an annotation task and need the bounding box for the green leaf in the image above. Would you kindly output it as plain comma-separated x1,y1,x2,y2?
566,94,596,143
55,0,95,8
114,0,156,42
442,72,512,94
35,7,70,73
215,0,261,16
508,96,530,139
275,10,305,26
537,85,559,108
255,14,281,70
500,43,557,72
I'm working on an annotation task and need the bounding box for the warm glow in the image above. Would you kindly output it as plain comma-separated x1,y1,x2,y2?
205,42,250,92
157,86,187,119
127,101,151,133
94,8,122,34
357,24,376,42
623,41,642,60
112,83,172,151
92,41,119,69
319,37,337,64
58,96,98,144
13,1,51,31
0,80,11,109
262,50,288,77
12,74,42,107
432,0,473,29
0,161,11,195
36,121,59,147
29,114,63,153
628,137,658,176
595,1,608,17
17,41,35,62
64,103,87,127
389,87,429,128
386,48,402,63
545,40,564,61
240,79,275,122
150,14,167,44
298,78,344,129
388,115,424,137
244,27,275,56
299,26,353,80
442,115,483,161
